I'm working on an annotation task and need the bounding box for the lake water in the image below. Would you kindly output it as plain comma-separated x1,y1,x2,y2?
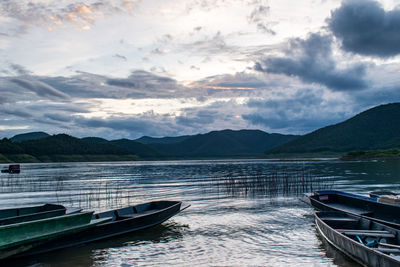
1,159,400,267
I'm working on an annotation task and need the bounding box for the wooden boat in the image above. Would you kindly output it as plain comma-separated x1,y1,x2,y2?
307,190,400,229
1,164,20,174
0,204,80,226
315,211,400,267
0,211,110,259
369,191,397,198
16,200,190,257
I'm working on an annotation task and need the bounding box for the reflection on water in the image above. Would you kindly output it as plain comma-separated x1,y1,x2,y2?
0,159,399,266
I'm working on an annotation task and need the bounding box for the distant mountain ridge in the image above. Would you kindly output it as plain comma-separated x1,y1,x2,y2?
2,129,299,162
266,103,400,154
82,137,164,159
148,129,299,158
5,101,399,163
20,134,132,156
10,132,50,142
135,135,191,145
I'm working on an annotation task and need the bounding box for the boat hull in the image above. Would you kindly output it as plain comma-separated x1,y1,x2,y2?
16,200,189,257
0,211,110,259
316,211,400,267
309,190,400,229
0,204,69,226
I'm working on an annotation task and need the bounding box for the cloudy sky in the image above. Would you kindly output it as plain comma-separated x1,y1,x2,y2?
1,0,399,139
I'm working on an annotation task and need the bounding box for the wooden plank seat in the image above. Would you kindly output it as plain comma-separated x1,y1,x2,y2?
341,231,395,238
321,217,359,223
337,229,392,234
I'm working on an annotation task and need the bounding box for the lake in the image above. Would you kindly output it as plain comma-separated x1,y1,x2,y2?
1,159,400,266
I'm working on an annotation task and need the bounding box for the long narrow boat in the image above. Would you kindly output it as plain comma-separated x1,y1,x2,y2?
369,191,397,198
307,190,400,229
16,200,190,257
0,211,110,259
315,211,400,267
0,204,80,226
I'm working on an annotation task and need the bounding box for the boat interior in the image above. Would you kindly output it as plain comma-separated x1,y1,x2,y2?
0,204,66,219
314,192,400,225
318,211,400,256
93,201,180,221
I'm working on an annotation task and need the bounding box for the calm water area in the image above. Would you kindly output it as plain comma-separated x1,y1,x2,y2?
1,159,399,267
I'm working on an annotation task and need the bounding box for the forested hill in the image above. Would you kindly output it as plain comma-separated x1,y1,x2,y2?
10,132,50,142
0,134,139,162
0,129,299,162
2,103,399,161
266,103,400,155
147,129,299,158
135,135,191,145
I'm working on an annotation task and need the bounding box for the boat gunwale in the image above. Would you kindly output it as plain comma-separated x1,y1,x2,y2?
94,200,182,225
0,208,67,223
0,210,93,230
0,217,110,251
310,191,400,229
315,211,400,266
17,201,188,257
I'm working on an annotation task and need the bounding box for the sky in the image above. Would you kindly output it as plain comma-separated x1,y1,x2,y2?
0,0,399,140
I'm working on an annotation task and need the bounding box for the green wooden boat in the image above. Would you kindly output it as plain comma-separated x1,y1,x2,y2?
0,204,81,226
0,211,111,259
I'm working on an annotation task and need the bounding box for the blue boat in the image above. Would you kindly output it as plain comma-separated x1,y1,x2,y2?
307,190,400,229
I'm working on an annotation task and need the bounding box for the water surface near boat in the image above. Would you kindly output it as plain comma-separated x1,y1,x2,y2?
1,159,399,266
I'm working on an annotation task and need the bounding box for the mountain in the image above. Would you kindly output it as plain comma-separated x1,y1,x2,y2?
19,134,133,156
82,137,109,144
135,135,191,145
0,138,25,154
110,139,164,159
266,103,400,154
11,132,50,142
148,129,299,158
82,137,163,159
1,129,298,162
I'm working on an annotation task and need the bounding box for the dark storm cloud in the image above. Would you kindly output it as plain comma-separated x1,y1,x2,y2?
37,70,186,99
9,64,32,75
0,107,33,118
1,68,253,106
74,114,182,138
351,85,400,110
242,113,335,133
191,72,268,93
176,109,216,127
43,113,74,123
10,78,70,99
255,33,368,91
247,89,324,109
242,89,350,133
329,0,400,57
106,70,184,97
